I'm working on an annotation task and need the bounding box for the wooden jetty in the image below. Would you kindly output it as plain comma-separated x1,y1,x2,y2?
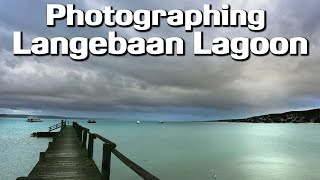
18,121,159,180
31,120,66,137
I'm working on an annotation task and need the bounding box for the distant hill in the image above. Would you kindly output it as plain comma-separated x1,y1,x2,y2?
0,114,68,119
215,109,320,123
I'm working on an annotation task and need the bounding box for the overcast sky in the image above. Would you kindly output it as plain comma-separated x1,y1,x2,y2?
0,0,319,120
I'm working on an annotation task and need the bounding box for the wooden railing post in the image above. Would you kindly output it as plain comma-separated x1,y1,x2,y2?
75,124,78,135
88,133,95,159
60,120,65,132
78,127,81,139
82,129,88,148
77,125,83,141
77,126,79,137
101,143,115,180
76,124,79,137
70,121,159,180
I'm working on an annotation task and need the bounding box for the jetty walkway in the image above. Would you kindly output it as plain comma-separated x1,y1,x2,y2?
18,121,159,180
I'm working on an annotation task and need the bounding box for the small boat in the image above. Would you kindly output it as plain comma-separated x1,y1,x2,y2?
87,119,96,123
26,116,42,122
137,121,140,124
159,121,164,123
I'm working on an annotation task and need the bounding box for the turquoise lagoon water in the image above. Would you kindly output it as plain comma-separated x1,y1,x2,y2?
1,118,320,180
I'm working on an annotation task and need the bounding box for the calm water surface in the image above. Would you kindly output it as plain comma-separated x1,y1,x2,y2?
1,118,320,180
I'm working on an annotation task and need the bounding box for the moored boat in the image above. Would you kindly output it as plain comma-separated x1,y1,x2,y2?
87,119,96,123
26,116,42,122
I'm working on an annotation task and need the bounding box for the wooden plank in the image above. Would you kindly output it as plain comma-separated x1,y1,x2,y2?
27,126,101,180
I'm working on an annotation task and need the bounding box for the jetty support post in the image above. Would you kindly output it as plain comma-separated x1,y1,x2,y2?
76,124,79,137
101,143,116,180
75,124,83,142
79,127,82,142
39,152,46,161
82,128,89,148
73,122,77,135
60,120,65,131
88,133,96,159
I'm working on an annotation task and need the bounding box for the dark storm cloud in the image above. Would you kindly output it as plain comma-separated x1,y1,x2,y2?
0,0,319,119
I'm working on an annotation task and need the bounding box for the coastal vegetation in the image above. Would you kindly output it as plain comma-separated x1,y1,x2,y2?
214,109,320,123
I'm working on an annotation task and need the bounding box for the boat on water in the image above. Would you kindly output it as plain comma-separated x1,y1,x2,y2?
137,121,140,124
26,116,42,122
87,119,96,123
159,121,164,123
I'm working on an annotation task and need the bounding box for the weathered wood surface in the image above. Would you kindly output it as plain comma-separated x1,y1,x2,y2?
27,126,101,179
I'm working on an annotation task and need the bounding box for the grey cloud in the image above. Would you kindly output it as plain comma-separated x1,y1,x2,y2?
0,0,319,120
